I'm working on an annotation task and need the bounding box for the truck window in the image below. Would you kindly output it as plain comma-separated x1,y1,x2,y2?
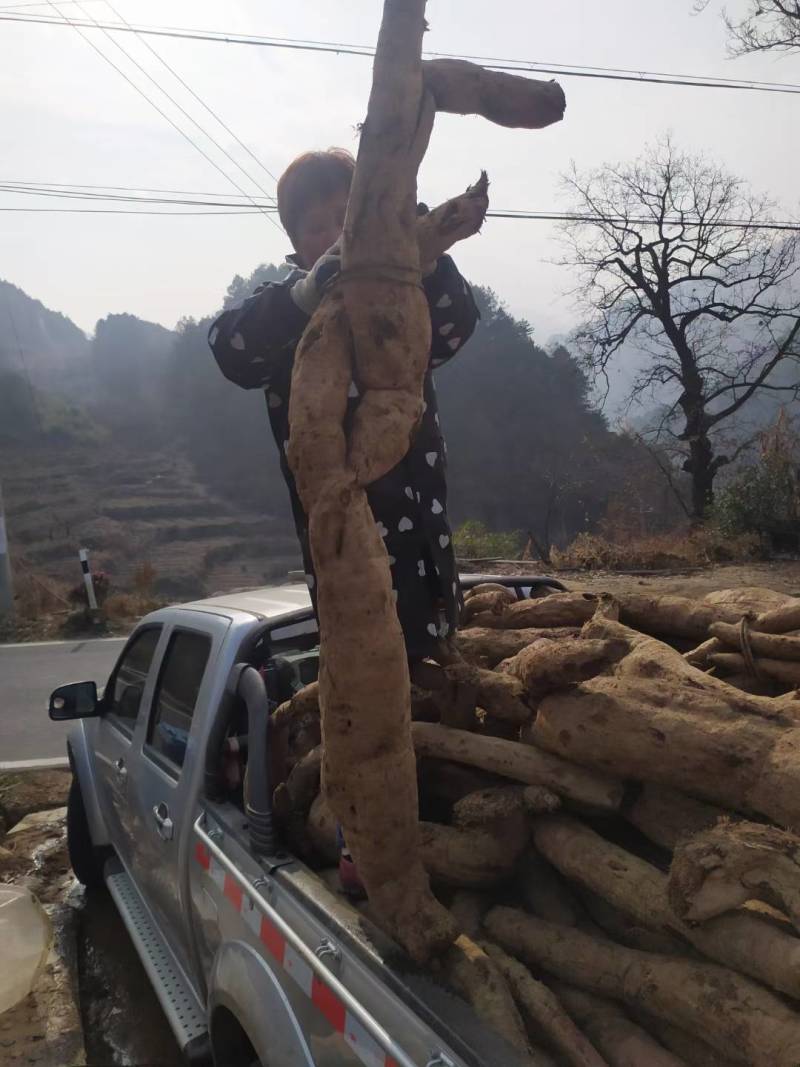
147,630,211,770
106,626,162,732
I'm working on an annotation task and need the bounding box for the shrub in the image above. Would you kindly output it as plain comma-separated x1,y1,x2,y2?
711,419,799,554
453,520,523,560
551,527,760,571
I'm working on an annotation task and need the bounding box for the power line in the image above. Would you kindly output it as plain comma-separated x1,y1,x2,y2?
0,0,102,7
2,186,799,231
41,0,282,231
0,205,264,214
5,11,800,95
100,0,279,187
0,179,240,196
64,0,280,218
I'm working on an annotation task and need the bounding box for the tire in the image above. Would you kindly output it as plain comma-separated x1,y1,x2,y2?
67,777,106,888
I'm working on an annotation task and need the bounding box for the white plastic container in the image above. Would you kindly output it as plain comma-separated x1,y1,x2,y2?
0,885,53,1014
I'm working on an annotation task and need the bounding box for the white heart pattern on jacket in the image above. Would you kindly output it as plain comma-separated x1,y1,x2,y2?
398,517,414,532
376,521,388,537
439,534,450,548
431,498,443,515
425,452,438,467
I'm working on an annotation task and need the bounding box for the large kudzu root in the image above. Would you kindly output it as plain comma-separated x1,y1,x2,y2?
669,820,800,931
475,669,532,723
462,588,517,625
482,943,609,1067
413,722,623,810
614,593,743,640
468,593,599,630
499,638,627,698
623,783,728,852
532,813,800,999
704,587,796,616
485,907,800,1067
709,651,800,688
753,601,800,634
423,58,566,128
552,984,687,1067
420,820,526,888
710,621,800,662
533,617,800,828
456,627,582,667
442,934,535,1058
286,0,564,960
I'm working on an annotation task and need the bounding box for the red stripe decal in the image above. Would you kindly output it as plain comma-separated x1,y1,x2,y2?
260,915,285,963
195,842,210,870
223,874,243,911
311,975,346,1033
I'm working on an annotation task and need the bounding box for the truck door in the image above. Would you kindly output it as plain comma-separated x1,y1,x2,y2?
93,625,164,871
126,612,227,966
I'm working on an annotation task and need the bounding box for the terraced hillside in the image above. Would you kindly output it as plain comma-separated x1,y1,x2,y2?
1,442,301,601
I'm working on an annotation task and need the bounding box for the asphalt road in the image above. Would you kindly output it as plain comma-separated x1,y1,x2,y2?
0,637,126,763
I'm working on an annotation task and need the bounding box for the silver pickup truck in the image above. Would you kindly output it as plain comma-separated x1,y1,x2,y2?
50,576,562,1067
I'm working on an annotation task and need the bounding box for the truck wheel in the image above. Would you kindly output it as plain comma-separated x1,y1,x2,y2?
67,778,106,889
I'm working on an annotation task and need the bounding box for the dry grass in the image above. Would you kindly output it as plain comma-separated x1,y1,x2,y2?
552,527,761,572
102,591,163,622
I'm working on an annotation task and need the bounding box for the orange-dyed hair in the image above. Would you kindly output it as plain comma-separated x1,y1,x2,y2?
277,148,356,242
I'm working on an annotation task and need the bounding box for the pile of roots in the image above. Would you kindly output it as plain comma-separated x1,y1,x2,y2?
273,582,800,1067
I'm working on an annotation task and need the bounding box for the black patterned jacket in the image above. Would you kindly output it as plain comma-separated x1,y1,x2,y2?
208,255,479,659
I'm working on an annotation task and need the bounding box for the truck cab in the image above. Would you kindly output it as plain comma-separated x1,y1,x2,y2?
51,577,561,1067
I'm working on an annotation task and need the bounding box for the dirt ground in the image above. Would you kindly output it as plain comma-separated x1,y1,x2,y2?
482,559,800,600
0,770,181,1067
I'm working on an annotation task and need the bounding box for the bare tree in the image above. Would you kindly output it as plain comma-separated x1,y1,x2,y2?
560,137,800,519
696,0,800,54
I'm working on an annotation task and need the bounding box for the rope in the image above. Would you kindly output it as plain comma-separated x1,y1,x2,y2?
738,616,763,681
334,264,424,290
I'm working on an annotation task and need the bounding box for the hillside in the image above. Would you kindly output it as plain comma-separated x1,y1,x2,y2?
0,440,300,602
0,279,89,396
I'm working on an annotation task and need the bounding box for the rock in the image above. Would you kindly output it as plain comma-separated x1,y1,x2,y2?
0,886,52,1014
0,808,71,904
0,902,86,1066
0,771,71,830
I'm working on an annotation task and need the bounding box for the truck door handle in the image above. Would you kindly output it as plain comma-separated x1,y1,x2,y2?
114,757,127,781
152,802,174,841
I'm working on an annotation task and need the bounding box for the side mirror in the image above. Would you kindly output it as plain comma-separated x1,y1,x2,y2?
49,681,99,721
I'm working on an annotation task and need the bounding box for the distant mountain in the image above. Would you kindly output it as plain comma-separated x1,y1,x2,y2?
0,279,90,396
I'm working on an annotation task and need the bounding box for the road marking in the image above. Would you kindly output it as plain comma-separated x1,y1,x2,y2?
0,757,70,772
0,637,127,651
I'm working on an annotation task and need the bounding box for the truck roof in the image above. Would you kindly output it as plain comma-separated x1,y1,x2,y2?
182,583,312,620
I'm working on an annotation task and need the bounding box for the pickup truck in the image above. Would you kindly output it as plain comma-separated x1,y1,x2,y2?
50,575,563,1067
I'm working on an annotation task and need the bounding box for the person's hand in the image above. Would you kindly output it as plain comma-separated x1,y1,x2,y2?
290,241,341,316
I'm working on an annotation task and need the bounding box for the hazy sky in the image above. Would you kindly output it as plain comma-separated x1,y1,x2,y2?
2,0,798,346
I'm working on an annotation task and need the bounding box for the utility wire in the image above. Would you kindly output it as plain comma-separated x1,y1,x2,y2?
100,0,280,187
3,181,800,230
0,205,264,214
5,11,800,95
2,186,799,231
42,0,282,230
64,0,280,218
